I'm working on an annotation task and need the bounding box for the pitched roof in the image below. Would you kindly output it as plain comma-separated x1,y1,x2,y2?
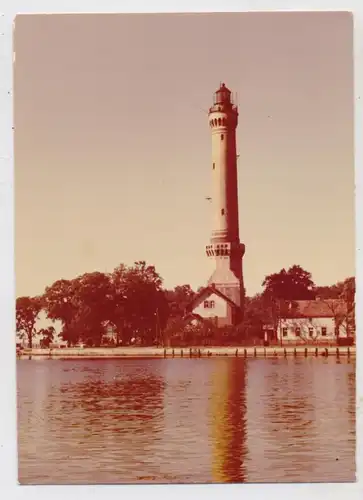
186,286,238,312
286,299,347,318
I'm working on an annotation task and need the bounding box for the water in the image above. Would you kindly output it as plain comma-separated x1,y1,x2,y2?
17,357,356,484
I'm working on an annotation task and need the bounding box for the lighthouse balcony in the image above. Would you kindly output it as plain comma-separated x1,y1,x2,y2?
206,242,245,258
208,108,238,128
206,243,230,257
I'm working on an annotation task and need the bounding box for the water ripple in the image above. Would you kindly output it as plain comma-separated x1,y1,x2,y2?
17,357,355,484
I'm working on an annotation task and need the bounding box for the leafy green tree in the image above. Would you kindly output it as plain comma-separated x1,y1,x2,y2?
314,277,355,337
165,284,196,318
43,273,114,346
71,271,114,346
16,296,43,348
39,326,56,347
341,277,355,336
110,261,168,346
42,279,78,345
262,265,315,301
242,294,267,340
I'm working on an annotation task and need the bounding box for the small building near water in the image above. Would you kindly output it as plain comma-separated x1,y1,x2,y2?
278,298,350,343
185,286,241,328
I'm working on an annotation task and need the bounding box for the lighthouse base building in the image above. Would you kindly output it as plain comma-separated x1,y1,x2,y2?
186,83,245,328
185,286,242,328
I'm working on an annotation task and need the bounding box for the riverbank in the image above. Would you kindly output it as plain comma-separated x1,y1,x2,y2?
18,345,356,359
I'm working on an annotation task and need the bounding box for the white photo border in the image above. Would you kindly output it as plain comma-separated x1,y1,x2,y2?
0,1,361,499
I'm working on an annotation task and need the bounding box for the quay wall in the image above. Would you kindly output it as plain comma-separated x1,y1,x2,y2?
18,345,356,359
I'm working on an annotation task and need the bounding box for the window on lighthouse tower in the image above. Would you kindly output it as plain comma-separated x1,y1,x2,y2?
221,134,224,141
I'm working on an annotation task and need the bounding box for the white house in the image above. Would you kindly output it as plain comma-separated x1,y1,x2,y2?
185,286,240,328
278,298,349,344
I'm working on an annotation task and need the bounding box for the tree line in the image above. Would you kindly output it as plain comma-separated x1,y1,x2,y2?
16,261,355,348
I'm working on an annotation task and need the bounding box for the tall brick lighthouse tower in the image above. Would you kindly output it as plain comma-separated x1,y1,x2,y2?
205,83,245,322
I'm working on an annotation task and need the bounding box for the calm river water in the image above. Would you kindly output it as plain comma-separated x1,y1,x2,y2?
17,357,356,484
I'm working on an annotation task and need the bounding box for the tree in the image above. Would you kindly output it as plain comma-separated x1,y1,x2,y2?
42,279,79,345
165,284,196,319
315,277,355,338
71,272,115,346
341,277,355,336
110,261,168,346
242,294,267,340
16,296,43,348
43,273,114,346
39,326,56,348
262,265,315,301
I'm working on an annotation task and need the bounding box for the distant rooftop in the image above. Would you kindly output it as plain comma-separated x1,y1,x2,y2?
287,299,347,318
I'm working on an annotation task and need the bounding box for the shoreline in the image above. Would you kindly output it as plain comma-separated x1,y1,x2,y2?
17,345,356,359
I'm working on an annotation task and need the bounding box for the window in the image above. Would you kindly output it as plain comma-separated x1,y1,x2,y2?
204,300,215,309
221,208,225,215
321,327,327,336
221,134,224,141
282,328,288,337
295,327,301,337
309,327,314,337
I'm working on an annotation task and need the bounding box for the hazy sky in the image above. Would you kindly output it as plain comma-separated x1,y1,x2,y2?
14,12,355,298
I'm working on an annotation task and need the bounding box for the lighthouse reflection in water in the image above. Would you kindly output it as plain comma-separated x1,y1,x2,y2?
17,357,355,484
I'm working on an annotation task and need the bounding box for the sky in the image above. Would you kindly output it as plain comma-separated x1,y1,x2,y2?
14,11,355,298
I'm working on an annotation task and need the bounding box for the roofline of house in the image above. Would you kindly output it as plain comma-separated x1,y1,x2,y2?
280,314,347,320
186,285,238,311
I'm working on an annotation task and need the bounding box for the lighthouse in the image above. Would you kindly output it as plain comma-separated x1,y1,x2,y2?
205,83,245,321
186,83,245,327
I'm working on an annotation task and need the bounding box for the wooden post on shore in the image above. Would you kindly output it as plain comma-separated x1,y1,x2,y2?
163,348,166,358
172,349,175,358
348,347,350,359
315,347,318,357
254,347,257,357
244,348,247,358
189,348,192,358
235,348,238,357
181,349,183,358
198,349,201,358
336,347,340,358
325,347,328,357
284,348,287,358
304,348,308,357
294,348,297,357
264,348,266,358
